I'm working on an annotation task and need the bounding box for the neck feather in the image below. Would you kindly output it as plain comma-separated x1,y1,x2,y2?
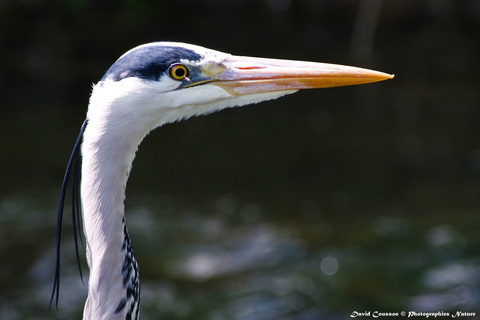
81,112,145,320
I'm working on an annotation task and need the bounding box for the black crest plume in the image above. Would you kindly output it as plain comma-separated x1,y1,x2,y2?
50,119,88,309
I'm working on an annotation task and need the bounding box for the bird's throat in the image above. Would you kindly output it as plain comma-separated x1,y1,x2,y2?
81,119,142,320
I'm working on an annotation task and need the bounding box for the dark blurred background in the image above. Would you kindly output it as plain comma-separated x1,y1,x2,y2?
1,1,479,319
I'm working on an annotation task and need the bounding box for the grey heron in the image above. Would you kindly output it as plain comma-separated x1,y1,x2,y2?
51,42,393,319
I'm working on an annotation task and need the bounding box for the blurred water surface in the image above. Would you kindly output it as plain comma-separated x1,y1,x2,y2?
1,1,479,319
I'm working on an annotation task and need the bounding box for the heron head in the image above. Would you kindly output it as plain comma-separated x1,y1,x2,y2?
87,42,393,132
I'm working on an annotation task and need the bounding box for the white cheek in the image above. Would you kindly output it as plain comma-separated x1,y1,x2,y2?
163,84,232,108
150,75,182,93
89,77,178,115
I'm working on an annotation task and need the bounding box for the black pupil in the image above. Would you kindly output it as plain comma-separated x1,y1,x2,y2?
175,67,185,78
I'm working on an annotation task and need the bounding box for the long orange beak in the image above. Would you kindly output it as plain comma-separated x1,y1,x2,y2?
206,56,393,95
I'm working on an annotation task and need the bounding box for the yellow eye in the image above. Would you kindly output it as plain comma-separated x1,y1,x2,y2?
168,64,189,80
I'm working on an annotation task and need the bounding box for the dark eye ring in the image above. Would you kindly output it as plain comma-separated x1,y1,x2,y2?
168,64,189,80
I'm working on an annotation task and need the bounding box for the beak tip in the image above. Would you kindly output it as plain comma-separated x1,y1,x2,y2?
370,71,394,83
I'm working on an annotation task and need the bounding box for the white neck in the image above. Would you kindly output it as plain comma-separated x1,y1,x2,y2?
80,106,146,320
